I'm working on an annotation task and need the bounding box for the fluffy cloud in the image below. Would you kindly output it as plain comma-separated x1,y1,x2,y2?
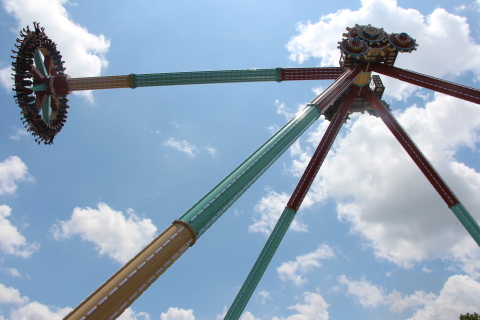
286,0,480,100
0,205,39,258
8,129,28,141
272,292,330,320
0,156,33,196
0,268,21,278
239,312,260,320
337,275,385,308
0,284,28,305
160,307,195,320
257,290,272,305
118,308,151,320
277,244,335,286
336,274,480,318
9,301,72,320
1,0,110,101
249,188,308,235
407,275,480,320
388,290,437,313
0,285,71,320
0,284,148,320
52,203,157,264
163,138,198,157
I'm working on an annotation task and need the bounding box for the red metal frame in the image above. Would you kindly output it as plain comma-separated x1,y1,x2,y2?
281,67,343,81
288,85,360,210
311,64,364,112
364,88,459,207
371,64,480,105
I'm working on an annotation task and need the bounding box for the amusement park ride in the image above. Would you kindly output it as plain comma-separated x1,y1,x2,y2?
10,22,480,320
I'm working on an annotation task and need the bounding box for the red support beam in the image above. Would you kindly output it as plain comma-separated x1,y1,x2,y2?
288,85,360,211
311,64,364,113
371,64,480,105
281,67,344,81
364,89,458,207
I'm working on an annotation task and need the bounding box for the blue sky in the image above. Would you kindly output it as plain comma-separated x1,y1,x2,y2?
0,0,480,319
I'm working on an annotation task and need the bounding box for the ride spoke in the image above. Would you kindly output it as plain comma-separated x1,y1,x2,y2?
35,92,47,112
364,88,480,246
371,64,480,105
31,65,45,83
34,49,48,77
42,95,51,123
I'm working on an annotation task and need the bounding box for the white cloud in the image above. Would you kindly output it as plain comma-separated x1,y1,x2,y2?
387,290,436,313
278,244,335,286
0,205,39,258
275,100,296,120
0,67,11,93
163,138,198,157
407,275,480,320
206,147,217,157
9,301,72,320
257,290,272,305
1,294,149,320
336,274,480,318
1,268,21,278
240,312,261,320
0,284,76,320
118,308,150,320
421,266,432,274
337,275,385,308
8,129,28,141
160,307,195,320
52,203,157,264
0,156,33,196
286,0,480,100
249,187,308,235
272,292,330,320
1,0,110,101
0,283,28,305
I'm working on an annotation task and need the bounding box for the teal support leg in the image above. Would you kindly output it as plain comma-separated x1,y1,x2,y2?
450,203,480,246
224,207,296,320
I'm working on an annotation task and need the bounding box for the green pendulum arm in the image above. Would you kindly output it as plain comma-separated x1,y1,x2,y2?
178,64,364,237
64,68,344,91
224,85,360,320
131,69,282,87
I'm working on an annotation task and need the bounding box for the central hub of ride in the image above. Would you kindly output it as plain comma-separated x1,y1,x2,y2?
338,24,417,69
323,24,418,121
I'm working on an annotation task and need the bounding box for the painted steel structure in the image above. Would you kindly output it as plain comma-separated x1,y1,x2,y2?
9,23,480,320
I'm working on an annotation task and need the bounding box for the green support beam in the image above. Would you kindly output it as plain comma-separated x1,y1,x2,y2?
224,207,296,320
450,203,480,246
131,68,281,88
179,104,320,237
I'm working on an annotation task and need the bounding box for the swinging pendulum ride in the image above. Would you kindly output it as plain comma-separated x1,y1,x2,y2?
10,22,480,320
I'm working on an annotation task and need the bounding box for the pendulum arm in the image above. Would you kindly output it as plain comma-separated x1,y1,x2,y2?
64,65,363,320
65,67,344,91
371,64,480,105
224,85,360,320
364,89,480,246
